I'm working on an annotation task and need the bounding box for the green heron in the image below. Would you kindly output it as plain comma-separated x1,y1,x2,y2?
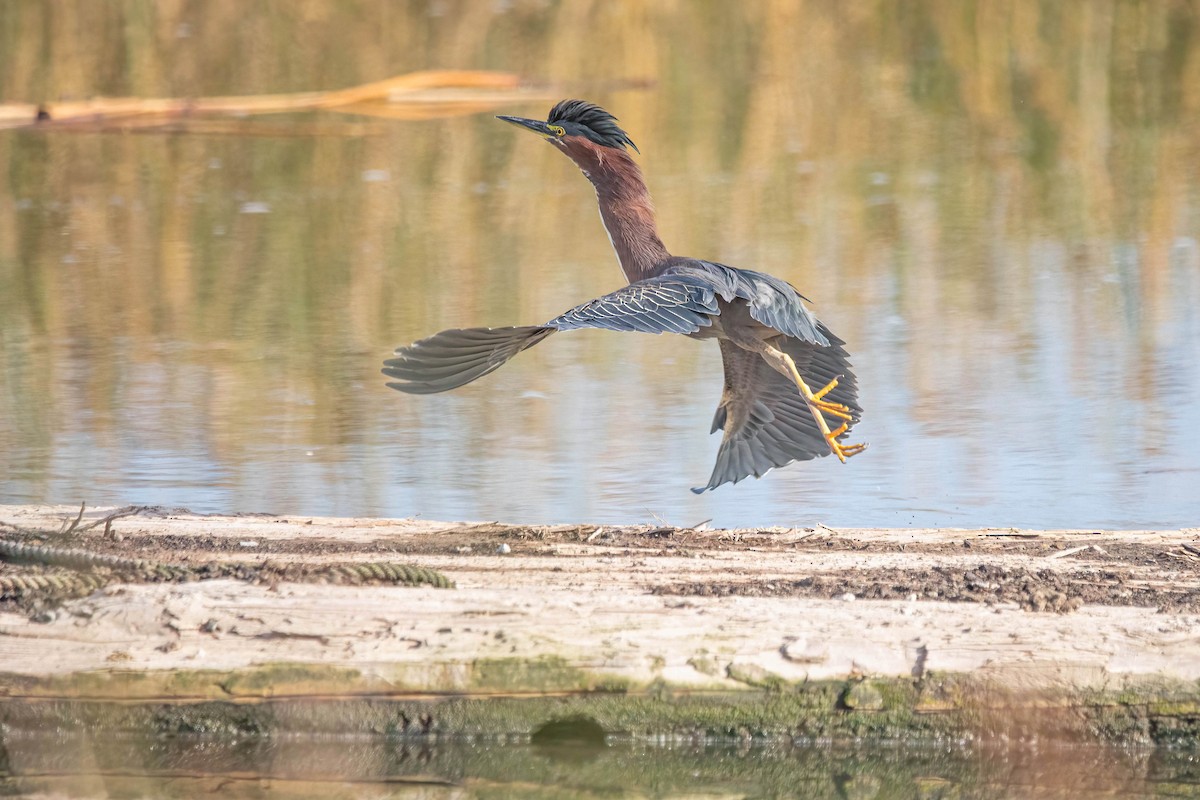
384,99,865,492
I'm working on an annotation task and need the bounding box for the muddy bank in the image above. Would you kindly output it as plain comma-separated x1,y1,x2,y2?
1,505,1199,746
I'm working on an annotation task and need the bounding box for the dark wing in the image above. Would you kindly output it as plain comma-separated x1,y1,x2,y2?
384,326,555,394
660,260,829,345
385,274,721,394
546,273,720,334
694,326,861,493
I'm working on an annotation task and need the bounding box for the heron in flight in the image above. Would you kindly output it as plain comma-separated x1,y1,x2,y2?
384,100,865,492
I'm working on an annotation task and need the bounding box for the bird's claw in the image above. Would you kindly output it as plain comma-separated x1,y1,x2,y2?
809,376,866,461
804,376,853,420
810,376,840,401
824,423,868,463
811,398,853,420
780,359,867,463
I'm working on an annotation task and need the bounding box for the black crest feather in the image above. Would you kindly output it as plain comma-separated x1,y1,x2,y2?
548,99,640,153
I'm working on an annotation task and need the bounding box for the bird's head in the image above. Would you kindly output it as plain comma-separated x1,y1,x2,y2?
498,100,639,177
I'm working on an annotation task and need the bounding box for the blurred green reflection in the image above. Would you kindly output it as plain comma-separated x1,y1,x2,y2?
3,733,1198,799
1,2,1198,527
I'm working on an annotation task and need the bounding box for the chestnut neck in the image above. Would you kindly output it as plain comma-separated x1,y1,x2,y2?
562,143,671,283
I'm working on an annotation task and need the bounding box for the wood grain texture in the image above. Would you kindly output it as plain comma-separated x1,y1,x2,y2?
1,505,1198,697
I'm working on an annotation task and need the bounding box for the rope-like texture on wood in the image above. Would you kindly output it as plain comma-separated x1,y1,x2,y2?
0,539,155,572
0,572,111,596
0,537,454,604
286,562,455,588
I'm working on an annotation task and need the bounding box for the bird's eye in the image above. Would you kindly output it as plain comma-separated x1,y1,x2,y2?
548,125,565,137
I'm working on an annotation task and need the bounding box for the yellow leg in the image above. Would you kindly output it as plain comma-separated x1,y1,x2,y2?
810,376,852,416
811,376,839,401
780,354,867,463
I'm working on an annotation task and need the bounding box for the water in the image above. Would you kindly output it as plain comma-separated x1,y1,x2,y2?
3,734,1198,799
2,3,1199,529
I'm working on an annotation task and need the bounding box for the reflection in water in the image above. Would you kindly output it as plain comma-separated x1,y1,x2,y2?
1,3,1198,528
2,733,1197,799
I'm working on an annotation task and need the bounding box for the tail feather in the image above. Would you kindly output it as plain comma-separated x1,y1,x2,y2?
383,326,555,394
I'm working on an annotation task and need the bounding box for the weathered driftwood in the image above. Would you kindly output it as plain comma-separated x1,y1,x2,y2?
0,70,556,131
1,505,1198,746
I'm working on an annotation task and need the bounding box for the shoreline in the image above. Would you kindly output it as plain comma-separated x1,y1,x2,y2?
2,504,1199,746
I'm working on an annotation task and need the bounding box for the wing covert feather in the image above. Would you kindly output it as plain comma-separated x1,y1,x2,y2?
546,274,720,334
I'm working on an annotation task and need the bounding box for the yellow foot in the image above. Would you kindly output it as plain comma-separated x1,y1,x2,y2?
811,376,840,401
778,352,866,463
800,375,853,420
824,423,868,463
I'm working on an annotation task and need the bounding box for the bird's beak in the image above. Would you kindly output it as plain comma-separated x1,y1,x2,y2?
496,115,555,139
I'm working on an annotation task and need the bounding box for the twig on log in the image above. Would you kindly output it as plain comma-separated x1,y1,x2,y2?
77,506,144,534
58,502,86,535
1047,545,1105,560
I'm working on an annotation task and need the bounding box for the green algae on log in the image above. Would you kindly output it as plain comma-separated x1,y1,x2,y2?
1,663,1199,748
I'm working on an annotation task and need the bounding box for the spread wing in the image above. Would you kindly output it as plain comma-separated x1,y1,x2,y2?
385,274,723,394
660,260,830,346
695,327,862,493
383,326,557,394
546,273,720,334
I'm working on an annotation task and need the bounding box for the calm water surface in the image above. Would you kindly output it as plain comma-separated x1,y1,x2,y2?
3,734,1198,799
2,3,1199,529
